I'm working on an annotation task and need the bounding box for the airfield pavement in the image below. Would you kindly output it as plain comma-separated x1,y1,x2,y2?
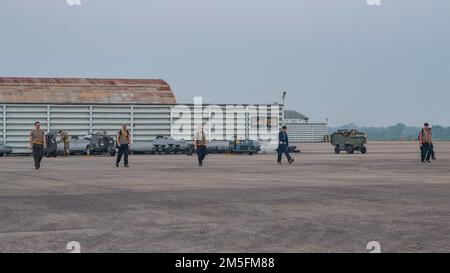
0,141,449,253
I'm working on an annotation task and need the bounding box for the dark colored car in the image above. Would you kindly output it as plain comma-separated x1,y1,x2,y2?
0,144,13,156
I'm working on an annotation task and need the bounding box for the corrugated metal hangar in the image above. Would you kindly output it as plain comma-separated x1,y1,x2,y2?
284,110,327,143
0,77,289,153
171,103,283,142
0,78,175,153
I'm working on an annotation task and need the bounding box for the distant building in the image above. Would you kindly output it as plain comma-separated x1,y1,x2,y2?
0,77,282,153
284,110,327,143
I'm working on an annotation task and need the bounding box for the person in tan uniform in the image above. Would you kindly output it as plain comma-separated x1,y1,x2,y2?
59,130,70,156
116,124,131,168
29,121,47,170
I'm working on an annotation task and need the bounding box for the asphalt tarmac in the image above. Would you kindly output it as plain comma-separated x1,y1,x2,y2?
0,142,449,253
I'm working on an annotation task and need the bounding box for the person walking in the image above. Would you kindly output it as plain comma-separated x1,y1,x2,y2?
193,127,208,166
29,121,47,170
116,124,131,168
429,126,436,160
277,126,294,165
59,130,70,156
419,123,433,163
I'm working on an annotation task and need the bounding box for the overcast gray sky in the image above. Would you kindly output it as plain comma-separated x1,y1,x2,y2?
0,0,449,126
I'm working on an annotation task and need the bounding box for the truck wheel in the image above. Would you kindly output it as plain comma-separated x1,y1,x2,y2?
361,146,367,154
334,146,340,154
346,145,355,154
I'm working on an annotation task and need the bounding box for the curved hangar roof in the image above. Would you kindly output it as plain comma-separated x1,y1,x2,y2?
0,77,176,104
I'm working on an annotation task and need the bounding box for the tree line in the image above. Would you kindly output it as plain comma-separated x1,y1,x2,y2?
329,123,450,141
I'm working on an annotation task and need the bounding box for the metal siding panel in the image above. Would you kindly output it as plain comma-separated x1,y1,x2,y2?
287,123,327,143
4,104,173,153
1,105,4,144
171,104,282,141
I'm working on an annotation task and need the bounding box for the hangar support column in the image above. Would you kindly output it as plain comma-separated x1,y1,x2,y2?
2,104,5,145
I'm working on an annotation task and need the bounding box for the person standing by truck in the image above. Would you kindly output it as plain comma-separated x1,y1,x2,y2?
29,121,47,170
278,126,294,165
59,130,70,157
116,124,131,168
419,123,433,163
193,126,208,166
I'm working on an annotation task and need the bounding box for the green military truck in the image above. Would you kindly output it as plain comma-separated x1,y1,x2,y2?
325,129,368,154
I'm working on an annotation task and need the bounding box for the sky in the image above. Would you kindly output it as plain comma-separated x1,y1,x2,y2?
0,0,449,126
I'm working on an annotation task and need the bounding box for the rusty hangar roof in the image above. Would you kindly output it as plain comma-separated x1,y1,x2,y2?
0,77,176,104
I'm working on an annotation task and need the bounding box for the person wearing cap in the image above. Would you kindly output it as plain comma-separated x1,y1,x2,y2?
29,121,47,170
419,123,433,163
116,124,131,168
277,126,294,165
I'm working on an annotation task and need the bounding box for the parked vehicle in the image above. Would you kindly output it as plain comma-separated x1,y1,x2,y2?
57,135,90,155
0,144,13,156
151,136,192,155
228,138,258,155
130,142,155,154
207,140,231,154
45,130,58,157
86,132,116,156
56,132,116,156
326,129,368,154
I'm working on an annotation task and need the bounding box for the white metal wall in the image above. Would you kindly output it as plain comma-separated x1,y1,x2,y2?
1,104,5,145
171,104,284,141
286,123,327,143
2,104,172,153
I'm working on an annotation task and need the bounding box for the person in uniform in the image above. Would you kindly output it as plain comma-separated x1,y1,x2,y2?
116,124,131,168
59,130,70,157
193,126,208,166
29,121,47,170
419,123,433,163
429,126,436,160
277,126,294,165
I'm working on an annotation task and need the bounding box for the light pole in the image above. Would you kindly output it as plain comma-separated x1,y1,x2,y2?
281,91,287,128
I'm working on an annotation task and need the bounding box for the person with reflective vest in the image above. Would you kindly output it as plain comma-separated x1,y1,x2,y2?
419,123,433,163
116,124,131,168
